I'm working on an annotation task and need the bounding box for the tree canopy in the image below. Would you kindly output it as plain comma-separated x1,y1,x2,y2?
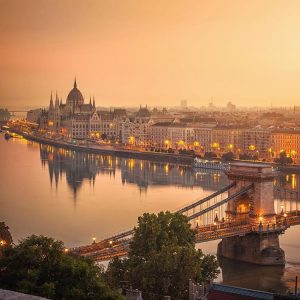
0,235,123,300
106,211,219,299
221,152,235,161
274,151,293,165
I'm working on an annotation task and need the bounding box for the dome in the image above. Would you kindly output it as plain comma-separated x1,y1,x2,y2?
66,79,84,107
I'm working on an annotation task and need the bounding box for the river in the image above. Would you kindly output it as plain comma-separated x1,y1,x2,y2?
1,134,300,294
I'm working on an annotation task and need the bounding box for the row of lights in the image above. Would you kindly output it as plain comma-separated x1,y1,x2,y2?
92,237,113,245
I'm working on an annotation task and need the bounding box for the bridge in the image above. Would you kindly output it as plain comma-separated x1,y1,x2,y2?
71,163,300,265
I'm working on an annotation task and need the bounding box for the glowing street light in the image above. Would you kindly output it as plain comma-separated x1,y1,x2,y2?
92,237,96,244
129,136,135,145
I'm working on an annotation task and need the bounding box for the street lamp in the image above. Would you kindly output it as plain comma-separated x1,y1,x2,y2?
92,237,96,244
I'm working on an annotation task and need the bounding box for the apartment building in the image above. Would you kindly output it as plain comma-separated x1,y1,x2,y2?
241,128,272,159
271,129,300,163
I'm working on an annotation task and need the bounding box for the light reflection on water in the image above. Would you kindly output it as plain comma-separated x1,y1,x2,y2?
1,135,300,293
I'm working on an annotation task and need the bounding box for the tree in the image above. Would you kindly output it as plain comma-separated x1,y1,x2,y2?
0,235,124,300
221,152,235,161
106,212,219,299
101,133,108,140
274,152,293,165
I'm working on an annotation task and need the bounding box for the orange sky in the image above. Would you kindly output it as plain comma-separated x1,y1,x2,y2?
1,0,300,108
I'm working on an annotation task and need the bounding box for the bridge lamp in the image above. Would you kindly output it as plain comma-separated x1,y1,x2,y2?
259,216,263,223
92,237,96,244
283,213,287,218
109,240,113,246
0,240,6,246
214,211,219,224
64,248,69,253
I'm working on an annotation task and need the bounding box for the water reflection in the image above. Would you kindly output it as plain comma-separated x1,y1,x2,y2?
219,257,287,293
1,135,300,293
37,144,229,198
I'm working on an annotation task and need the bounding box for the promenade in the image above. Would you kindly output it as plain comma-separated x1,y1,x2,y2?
8,129,195,165
5,125,300,171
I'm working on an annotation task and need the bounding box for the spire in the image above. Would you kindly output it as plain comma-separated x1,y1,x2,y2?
93,97,95,108
89,96,92,105
74,77,77,88
55,91,59,105
50,91,54,109
60,98,62,106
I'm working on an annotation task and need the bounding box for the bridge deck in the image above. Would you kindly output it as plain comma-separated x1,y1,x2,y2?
72,214,300,262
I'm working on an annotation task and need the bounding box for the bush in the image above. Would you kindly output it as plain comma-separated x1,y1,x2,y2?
222,152,235,161
274,152,293,165
0,235,123,300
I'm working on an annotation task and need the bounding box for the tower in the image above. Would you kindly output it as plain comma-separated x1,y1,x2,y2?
218,163,284,265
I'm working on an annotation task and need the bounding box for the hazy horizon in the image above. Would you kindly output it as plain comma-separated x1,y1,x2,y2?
1,0,300,108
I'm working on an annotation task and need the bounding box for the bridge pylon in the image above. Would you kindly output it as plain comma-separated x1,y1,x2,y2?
217,162,285,265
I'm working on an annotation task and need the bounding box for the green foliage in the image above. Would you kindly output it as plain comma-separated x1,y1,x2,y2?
106,212,219,299
274,152,293,165
221,152,235,161
101,133,108,140
0,235,124,300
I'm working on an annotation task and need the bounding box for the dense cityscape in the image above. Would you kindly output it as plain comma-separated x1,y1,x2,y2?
2,1,300,300
13,78,300,166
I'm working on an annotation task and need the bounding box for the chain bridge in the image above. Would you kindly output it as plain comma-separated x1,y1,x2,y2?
71,163,300,265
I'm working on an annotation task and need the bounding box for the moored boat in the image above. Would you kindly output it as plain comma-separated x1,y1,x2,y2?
193,157,230,171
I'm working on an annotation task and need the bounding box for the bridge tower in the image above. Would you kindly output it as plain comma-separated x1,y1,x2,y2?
217,162,285,265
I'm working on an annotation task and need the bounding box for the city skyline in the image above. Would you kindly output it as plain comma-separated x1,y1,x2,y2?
2,0,300,108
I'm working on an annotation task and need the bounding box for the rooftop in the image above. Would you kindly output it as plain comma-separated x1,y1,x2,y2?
208,284,274,300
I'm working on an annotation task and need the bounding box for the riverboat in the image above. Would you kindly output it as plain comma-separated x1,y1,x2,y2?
193,157,230,171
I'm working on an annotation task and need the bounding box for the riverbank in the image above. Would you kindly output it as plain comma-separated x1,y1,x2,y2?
8,129,195,166
5,127,300,171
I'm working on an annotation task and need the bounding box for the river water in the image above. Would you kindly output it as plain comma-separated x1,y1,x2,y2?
1,134,300,293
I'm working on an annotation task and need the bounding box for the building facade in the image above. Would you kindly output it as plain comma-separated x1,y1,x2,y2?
271,129,300,163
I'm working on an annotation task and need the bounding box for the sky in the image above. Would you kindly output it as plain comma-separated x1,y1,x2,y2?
1,0,300,109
